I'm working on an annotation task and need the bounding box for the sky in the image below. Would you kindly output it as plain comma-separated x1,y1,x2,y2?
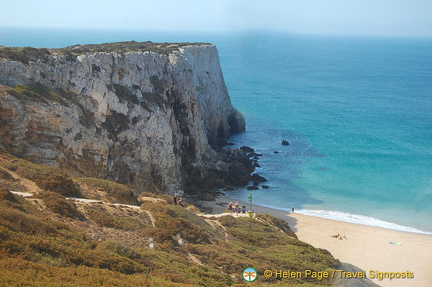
1,0,432,37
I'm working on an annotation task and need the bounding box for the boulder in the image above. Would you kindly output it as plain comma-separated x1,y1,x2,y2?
251,173,267,182
248,152,263,158
240,146,255,153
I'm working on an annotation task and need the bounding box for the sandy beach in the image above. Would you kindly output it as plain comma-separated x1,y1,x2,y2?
201,194,432,287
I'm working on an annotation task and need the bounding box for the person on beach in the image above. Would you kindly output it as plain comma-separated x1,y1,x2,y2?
227,202,233,213
177,197,183,207
332,233,343,240
173,192,178,205
234,201,240,215
332,233,342,239
291,207,294,213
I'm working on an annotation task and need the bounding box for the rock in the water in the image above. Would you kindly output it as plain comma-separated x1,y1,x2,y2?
262,185,270,189
240,146,255,153
249,152,263,158
282,140,290,146
247,186,259,190
251,173,267,182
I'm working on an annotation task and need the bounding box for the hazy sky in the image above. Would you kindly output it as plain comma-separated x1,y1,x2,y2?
2,0,432,37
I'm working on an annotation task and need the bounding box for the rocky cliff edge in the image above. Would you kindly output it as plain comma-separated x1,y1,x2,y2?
0,41,252,196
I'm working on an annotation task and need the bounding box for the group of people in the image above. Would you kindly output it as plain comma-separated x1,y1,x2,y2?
173,193,183,207
227,201,241,215
331,233,347,240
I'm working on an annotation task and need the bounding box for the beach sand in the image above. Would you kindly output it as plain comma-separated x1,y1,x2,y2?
200,194,432,287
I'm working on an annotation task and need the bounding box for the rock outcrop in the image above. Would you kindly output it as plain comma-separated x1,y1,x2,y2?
0,41,251,195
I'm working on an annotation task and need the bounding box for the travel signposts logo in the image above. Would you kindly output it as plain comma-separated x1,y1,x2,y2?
242,267,258,282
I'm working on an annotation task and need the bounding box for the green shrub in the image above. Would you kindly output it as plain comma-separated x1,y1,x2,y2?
142,203,216,247
0,47,50,64
219,216,296,248
0,189,17,203
6,83,69,105
0,258,160,287
0,47,30,64
35,191,85,220
139,191,171,204
97,241,141,260
112,216,151,232
255,213,298,238
0,159,81,197
76,177,135,203
0,207,56,235
0,168,13,180
85,206,120,228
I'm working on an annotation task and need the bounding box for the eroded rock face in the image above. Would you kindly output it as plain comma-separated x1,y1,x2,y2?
0,43,249,195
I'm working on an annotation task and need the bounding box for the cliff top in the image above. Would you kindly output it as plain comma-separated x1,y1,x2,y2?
0,40,212,64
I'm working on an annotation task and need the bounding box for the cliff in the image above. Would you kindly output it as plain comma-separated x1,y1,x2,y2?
0,41,251,195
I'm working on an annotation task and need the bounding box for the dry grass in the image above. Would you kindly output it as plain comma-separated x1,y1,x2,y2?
35,191,85,220
0,168,14,180
0,158,81,197
76,177,137,205
0,207,56,235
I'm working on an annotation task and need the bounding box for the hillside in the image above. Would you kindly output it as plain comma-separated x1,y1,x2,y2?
0,153,380,286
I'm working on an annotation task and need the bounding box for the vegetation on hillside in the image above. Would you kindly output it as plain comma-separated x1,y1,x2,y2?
58,41,210,57
76,177,137,205
0,156,81,197
0,153,377,286
0,46,51,64
0,41,211,64
4,83,70,106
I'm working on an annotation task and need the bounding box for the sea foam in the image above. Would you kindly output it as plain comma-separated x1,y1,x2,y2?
297,209,432,235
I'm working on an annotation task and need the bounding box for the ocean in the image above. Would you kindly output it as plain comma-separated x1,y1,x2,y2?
1,27,431,234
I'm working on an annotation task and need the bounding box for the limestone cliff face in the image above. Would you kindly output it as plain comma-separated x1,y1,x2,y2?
0,42,250,195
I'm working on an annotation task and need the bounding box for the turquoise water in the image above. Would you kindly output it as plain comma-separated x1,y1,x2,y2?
220,34,432,234
1,28,431,233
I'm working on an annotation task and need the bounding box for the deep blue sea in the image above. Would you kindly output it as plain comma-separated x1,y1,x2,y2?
1,27,431,234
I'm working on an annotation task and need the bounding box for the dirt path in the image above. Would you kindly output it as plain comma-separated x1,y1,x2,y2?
186,252,204,266
9,191,33,198
143,210,156,227
204,218,229,242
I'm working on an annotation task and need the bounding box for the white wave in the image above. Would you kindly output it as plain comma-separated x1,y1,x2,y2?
297,209,432,235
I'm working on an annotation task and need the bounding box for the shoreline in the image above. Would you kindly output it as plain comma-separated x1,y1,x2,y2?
200,194,432,287
249,203,432,236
